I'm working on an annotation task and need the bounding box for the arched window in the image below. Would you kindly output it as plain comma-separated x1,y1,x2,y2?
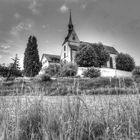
64,46,66,51
110,57,113,68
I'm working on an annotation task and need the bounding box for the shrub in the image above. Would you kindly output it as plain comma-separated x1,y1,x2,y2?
132,66,140,76
45,63,61,77
83,67,100,78
59,63,77,77
116,53,135,72
36,74,51,82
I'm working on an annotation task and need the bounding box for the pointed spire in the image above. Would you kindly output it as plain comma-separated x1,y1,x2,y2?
68,8,73,32
69,9,73,26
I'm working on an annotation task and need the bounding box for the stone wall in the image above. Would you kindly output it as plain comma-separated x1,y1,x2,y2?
77,67,132,77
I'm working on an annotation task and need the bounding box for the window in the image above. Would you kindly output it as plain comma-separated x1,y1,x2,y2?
110,57,113,68
64,46,66,51
64,53,66,58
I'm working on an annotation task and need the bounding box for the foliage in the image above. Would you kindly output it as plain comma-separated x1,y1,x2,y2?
75,42,109,67
0,65,9,77
24,36,42,77
116,53,135,72
2,95,140,139
93,42,109,67
59,63,77,77
45,63,61,77
132,66,140,76
19,101,43,140
36,74,51,82
8,54,22,77
75,43,98,67
83,67,101,78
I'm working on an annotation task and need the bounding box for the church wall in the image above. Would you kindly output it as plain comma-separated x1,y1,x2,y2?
61,42,71,63
110,54,117,69
106,54,117,69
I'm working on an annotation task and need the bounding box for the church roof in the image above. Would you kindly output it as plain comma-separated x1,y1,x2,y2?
62,32,72,45
103,45,118,54
41,54,60,63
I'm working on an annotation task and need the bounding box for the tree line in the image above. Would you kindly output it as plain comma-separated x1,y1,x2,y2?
0,35,135,78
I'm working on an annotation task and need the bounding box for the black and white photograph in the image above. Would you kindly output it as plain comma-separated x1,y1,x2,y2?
0,0,140,139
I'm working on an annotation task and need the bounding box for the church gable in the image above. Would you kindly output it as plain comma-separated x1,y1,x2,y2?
68,30,80,43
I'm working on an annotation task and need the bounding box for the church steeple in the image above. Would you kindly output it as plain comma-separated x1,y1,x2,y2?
68,9,74,33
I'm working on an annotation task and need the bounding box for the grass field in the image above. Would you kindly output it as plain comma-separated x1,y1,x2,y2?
0,94,140,140
0,77,139,96
0,76,140,139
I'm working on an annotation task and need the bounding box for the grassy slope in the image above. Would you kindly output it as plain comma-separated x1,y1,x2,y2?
0,77,138,96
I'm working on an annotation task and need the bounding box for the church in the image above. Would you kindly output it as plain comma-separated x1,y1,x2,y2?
60,10,118,69
41,10,118,71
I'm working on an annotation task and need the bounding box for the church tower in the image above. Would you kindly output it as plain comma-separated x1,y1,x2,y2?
61,9,80,63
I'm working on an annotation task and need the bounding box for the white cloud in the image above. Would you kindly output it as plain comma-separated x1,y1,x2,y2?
59,4,69,13
28,0,40,14
64,0,79,2
81,3,87,9
10,22,32,36
14,13,20,19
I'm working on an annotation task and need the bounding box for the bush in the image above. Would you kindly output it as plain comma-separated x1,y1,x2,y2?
132,66,140,76
116,53,135,72
45,63,61,77
59,63,77,77
36,74,51,82
83,67,101,78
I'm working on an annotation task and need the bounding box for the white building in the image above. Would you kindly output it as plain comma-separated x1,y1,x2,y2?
61,10,119,69
40,54,60,73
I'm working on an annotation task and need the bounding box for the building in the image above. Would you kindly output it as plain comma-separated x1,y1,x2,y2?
61,9,119,69
41,54,60,71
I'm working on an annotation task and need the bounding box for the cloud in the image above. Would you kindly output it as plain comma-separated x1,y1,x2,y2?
10,22,32,36
14,13,20,19
59,4,69,13
64,0,79,2
28,0,40,14
0,43,11,54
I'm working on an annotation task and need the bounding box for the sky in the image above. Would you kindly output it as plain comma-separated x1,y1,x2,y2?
0,0,140,69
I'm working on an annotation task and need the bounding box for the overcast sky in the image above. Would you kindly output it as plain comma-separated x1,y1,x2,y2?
0,0,140,68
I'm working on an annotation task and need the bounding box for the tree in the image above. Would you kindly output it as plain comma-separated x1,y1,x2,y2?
11,54,20,71
24,36,41,77
116,53,135,72
7,54,22,78
75,43,98,67
93,43,109,67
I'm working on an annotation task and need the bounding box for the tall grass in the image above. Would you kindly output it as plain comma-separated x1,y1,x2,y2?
0,94,140,140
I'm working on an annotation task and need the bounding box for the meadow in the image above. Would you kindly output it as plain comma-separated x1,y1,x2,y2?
0,76,140,140
0,77,139,96
1,94,140,140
